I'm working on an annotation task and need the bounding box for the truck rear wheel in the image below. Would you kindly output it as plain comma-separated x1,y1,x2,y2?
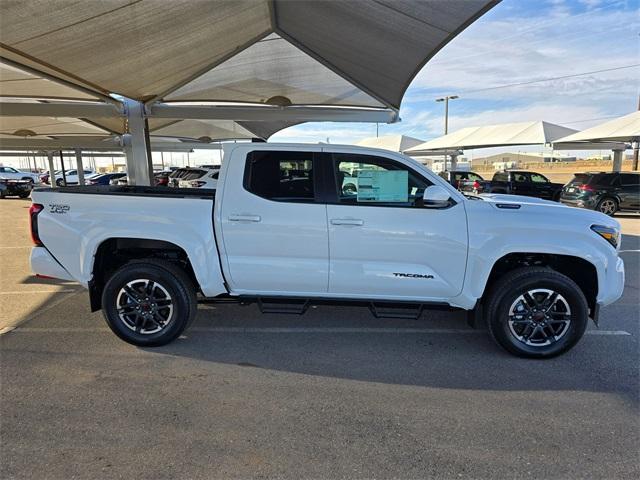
101,259,197,347
484,267,589,358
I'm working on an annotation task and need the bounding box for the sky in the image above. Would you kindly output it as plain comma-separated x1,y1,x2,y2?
4,0,639,169
268,0,640,158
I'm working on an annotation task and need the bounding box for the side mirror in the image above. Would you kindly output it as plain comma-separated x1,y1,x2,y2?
423,185,452,208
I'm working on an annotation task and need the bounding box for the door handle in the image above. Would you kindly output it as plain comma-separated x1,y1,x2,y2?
330,218,364,226
228,214,261,222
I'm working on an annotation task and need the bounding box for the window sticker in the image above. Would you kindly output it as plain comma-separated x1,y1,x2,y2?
356,170,408,202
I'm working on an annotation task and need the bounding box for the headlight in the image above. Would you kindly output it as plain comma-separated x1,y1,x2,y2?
591,224,620,249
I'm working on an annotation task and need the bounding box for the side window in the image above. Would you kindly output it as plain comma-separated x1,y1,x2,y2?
468,173,483,181
493,172,508,182
530,173,549,183
620,174,640,186
513,173,529,183
333,153,432,207
245,151,315,202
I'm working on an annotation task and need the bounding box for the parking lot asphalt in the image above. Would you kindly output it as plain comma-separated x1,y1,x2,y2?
1,198,639,479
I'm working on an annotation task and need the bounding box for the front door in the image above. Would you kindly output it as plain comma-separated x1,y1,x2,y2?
326,152,468,301
618,173,640,210
219,148,329,295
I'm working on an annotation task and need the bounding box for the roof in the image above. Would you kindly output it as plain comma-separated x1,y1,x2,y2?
0,1,497,109
553,111,640,144
405,121,577,153
0,1,499,144
356,134,425,152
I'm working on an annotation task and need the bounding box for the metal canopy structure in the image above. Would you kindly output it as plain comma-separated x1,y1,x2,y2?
552,112,639,172
553,111,640,144
356,134,425,153
0,0,498,184
405,121,579,154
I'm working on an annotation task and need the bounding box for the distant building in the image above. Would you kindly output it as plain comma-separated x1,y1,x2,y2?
471,151,577,167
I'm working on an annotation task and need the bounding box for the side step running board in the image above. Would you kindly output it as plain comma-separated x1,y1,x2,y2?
257,298,310,315
369,302,424,320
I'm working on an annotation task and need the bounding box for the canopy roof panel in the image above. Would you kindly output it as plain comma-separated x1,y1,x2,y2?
405,121,577,153
166,34,381,107
0,0,498,109
553,111,640,144
357,134,425,152
0,115,109,137
0,62,99,101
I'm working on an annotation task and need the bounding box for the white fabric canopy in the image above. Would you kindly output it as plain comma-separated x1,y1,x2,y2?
553,111,640,144
357,134,425,152
405,121,577,153
0,0,497,110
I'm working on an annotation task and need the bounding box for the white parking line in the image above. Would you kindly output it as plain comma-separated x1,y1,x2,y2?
0,289,77,295
0,246,31,249
4,327,632,336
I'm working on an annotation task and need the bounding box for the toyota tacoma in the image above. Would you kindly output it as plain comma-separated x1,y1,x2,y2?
28,144,625,358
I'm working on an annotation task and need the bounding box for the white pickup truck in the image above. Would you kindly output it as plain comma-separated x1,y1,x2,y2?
29,144,625,358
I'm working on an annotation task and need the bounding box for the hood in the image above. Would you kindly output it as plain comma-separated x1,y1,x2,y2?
477,193,558,206
474,193,620,231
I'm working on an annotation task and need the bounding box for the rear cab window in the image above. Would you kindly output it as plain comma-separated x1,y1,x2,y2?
244,151,315,202
493,172,508,182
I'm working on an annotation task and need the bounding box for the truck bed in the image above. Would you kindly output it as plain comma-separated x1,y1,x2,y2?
35,185,215,199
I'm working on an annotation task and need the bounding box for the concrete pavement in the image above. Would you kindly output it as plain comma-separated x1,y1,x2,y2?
1,200,638,479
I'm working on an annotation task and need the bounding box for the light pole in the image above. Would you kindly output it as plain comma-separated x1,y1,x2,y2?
435,95,459,171
435,95,459,135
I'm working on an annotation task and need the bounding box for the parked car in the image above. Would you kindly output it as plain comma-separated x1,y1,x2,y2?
560,172,640,216
54,169,96,186
41,169,96,186
0,166,40,184
154,171,171,187
0,177,33,198
439,170,491,194
489,170,564,201
87,173,127,186
29,144,624,358
169,167,219,188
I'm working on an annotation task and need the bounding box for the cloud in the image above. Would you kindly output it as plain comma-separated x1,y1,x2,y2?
274,0,638,148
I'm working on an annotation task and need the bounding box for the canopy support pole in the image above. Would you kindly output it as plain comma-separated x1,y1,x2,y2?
612,149,623,172
449,153,458,171
123,99,153,186
46,152,56,188
75,149,85,186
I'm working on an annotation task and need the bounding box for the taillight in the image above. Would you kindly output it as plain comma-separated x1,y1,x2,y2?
29,203,44,246
473,180,481,190
579,184,595,192
157,177,168,186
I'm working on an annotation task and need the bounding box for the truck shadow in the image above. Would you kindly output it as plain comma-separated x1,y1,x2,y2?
151,232,639,402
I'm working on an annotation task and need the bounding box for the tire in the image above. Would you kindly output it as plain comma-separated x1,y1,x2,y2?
484,267,589,358
101,259,197,347
596,197,618,216
18,192,30,198
55,178,64,187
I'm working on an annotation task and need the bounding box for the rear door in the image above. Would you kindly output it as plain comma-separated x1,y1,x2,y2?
218,148,329,295
325,151,468,301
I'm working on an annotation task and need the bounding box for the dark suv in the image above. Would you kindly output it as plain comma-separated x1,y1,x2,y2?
560,172,640,216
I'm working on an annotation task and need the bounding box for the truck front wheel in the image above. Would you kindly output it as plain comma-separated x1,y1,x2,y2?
101,260,197,347
485,267,589,358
